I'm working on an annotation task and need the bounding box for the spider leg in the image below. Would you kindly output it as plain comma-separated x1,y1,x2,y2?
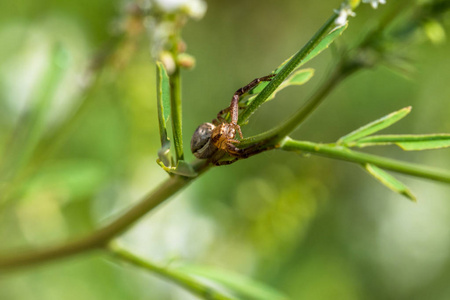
213,141,275,166
229,140,276,159
213,158,239,166
234,124,243,139
229,74,275,124
224,142,246,158
216,107,230,123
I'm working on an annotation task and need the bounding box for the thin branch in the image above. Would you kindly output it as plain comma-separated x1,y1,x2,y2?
2,1,450,272
281,138,450,183
108,243,235,300
0,160,209,270
170,66,185,162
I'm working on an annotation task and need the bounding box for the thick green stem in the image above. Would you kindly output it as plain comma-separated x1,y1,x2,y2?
0,160,209,270
108,243,235,300
281,139,450,183
170,64,184,162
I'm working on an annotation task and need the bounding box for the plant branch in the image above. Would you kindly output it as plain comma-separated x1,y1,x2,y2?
170,66,185,162
238,13,339,124
281,138,450,184
0,160,209,270
240,59,360,152
108,243,235,300
169,31,185,162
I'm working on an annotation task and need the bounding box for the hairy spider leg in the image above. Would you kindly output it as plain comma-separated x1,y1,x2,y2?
229,74,275,124
213,140,275,166
216,74,276,122
215,74,276,138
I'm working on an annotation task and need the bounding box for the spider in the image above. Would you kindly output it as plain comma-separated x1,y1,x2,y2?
191,74,275,165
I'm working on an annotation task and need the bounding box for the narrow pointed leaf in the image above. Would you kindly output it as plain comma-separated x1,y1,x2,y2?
244,69,315,106
239,20,347,123
176,265,288,300
156,61,171,146
398,140,450,151
285,68,315,85
364,164,416,202
274,24,347,74
302,24,347,66
338,107,412,145
351,134,450,150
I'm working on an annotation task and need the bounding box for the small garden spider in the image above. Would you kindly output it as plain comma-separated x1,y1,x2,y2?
191,74,275,165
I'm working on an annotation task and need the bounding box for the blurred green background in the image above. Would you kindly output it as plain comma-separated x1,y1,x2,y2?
1,0,450,299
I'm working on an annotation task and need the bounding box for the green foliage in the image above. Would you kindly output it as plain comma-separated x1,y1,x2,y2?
1,1,450,300
352,134,450,150
156,62,197,177
364,164,416,202
176,264,288,300
245,68,315,106
156,61,171,146
337,107,412,145
239,18,346,123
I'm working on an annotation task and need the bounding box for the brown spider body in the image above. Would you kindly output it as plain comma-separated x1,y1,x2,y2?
211,123,240,151
190,122,242,163
190,74,275,165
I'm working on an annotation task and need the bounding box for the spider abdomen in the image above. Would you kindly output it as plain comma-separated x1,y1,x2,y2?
191,123,217,159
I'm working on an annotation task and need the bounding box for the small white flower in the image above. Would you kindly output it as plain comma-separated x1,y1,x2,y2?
153,0,207,19
362,0,386,9
334,4,356,26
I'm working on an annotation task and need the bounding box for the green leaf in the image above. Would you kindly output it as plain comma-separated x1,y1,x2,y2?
302,24,347,65
176,265,288,300
273,24,347,75
338,107,412,145
156,61,171,146
171,160,198,177
351,134,450,150
244,69,315,106
364,164,416,202
239,19,346,124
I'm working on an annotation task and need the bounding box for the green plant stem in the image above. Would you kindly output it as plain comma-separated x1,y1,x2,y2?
240,61,360,150
3,1,450,272
108,243,235,300
169,61,185,162
170,67,184,162
0,160,209,270
281,138,450,183
239,13,338,124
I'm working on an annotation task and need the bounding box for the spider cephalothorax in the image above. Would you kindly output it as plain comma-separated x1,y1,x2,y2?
191,74,275,165
211,122,240,151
